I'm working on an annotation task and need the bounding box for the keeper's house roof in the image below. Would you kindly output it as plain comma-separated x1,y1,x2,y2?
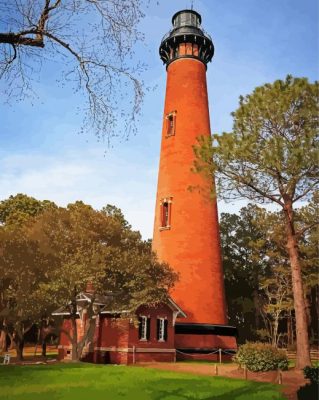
52,291,186,319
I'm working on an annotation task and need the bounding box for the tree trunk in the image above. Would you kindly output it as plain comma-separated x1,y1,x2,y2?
71,316,79,362
0,330,6,353
273,316,279,347
15,338,24,361
283,202,311,368
315,286,319,323
252,290,260,332
78,315,97,360
42,339,47,357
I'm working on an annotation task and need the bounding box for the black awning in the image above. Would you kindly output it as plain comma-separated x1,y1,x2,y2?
175,323,238,337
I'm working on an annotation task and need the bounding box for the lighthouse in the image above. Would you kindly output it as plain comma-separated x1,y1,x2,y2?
152,9,237,357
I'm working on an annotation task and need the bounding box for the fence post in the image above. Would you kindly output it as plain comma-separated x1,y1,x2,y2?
219,348,222,364
132,346,136,365
215,364,218,376
3,354,10,365
244,365,247,380
278,369,282,385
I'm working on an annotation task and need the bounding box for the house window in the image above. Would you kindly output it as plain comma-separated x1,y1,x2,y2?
166,112,176,136
138,316,150,341
160,198,172,229
157,318,168,341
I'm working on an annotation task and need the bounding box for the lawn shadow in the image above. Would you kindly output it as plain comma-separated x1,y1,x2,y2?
210,383,284,400
146,377,283,400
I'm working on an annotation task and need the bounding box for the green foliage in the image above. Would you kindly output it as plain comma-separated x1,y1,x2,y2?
221,202,318,346
194,75,319,206
233,342,289,372
195,75,318,368
220,205,268,342
0,195,177,360
221,204,294,345
26,201,177,312
101,204,132,229
297,193,319,294
0,194,56,226
303,366,319,385
0,226,54,343
297,367,319,400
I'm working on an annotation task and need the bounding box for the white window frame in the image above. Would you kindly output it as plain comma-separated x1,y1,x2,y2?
140,316,148,341
158,318,165,342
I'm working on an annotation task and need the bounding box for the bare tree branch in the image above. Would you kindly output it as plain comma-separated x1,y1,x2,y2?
0,0,146,144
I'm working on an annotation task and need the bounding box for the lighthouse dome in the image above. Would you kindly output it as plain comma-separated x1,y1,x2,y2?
159,9,214,67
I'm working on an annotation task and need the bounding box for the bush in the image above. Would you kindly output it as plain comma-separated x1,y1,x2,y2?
297,366,319,400
303,366,319,385
297,383,319,400
233,342,289,372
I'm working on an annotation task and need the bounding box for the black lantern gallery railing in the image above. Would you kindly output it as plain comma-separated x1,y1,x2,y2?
159,9,214,67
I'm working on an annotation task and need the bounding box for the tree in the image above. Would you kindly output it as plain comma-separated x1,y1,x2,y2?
0,193,56,226
0,0,146,143
0,226,54,360
195,76,319,368
32,201,177,361
0,194,57,357
296,194,319,341
221,203,318,348
0,198,177,361
259,266,293,347
220,205,269,342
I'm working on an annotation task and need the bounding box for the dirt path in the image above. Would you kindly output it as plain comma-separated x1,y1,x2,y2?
137,362,307,400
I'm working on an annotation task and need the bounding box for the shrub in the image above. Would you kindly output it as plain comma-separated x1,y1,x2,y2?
297,367,319,400
233,342,289,372
303,366,319,385
297,383,318,400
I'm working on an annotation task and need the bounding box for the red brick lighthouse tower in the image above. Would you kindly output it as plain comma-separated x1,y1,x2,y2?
152,9,237,357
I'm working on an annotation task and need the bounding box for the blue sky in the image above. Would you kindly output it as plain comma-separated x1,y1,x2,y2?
0,0,318,238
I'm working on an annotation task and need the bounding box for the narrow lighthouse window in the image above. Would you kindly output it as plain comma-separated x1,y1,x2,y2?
160,198,172,230
166,112,176,136
162,202,169,227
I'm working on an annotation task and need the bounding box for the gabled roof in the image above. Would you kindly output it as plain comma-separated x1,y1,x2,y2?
166,297,187,318
52,305,75,316
76,292,113,305
52,291,113,316
52,293,187,319
99,297,187,319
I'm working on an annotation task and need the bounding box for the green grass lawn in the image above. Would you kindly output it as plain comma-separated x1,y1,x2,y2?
0,363,285,400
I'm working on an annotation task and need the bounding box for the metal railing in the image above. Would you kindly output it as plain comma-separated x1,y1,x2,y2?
161,27,212,43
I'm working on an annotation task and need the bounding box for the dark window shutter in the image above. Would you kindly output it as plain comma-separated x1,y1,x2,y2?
157,319,160,340
166,113,176,136
146,317,151,341
161,203,165,227
164,203,169,226
138,317,142,339
166,116,171,135
164,319,168,341
172,115,176,135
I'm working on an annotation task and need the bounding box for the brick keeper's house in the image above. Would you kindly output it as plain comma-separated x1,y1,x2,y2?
54,286,187,364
